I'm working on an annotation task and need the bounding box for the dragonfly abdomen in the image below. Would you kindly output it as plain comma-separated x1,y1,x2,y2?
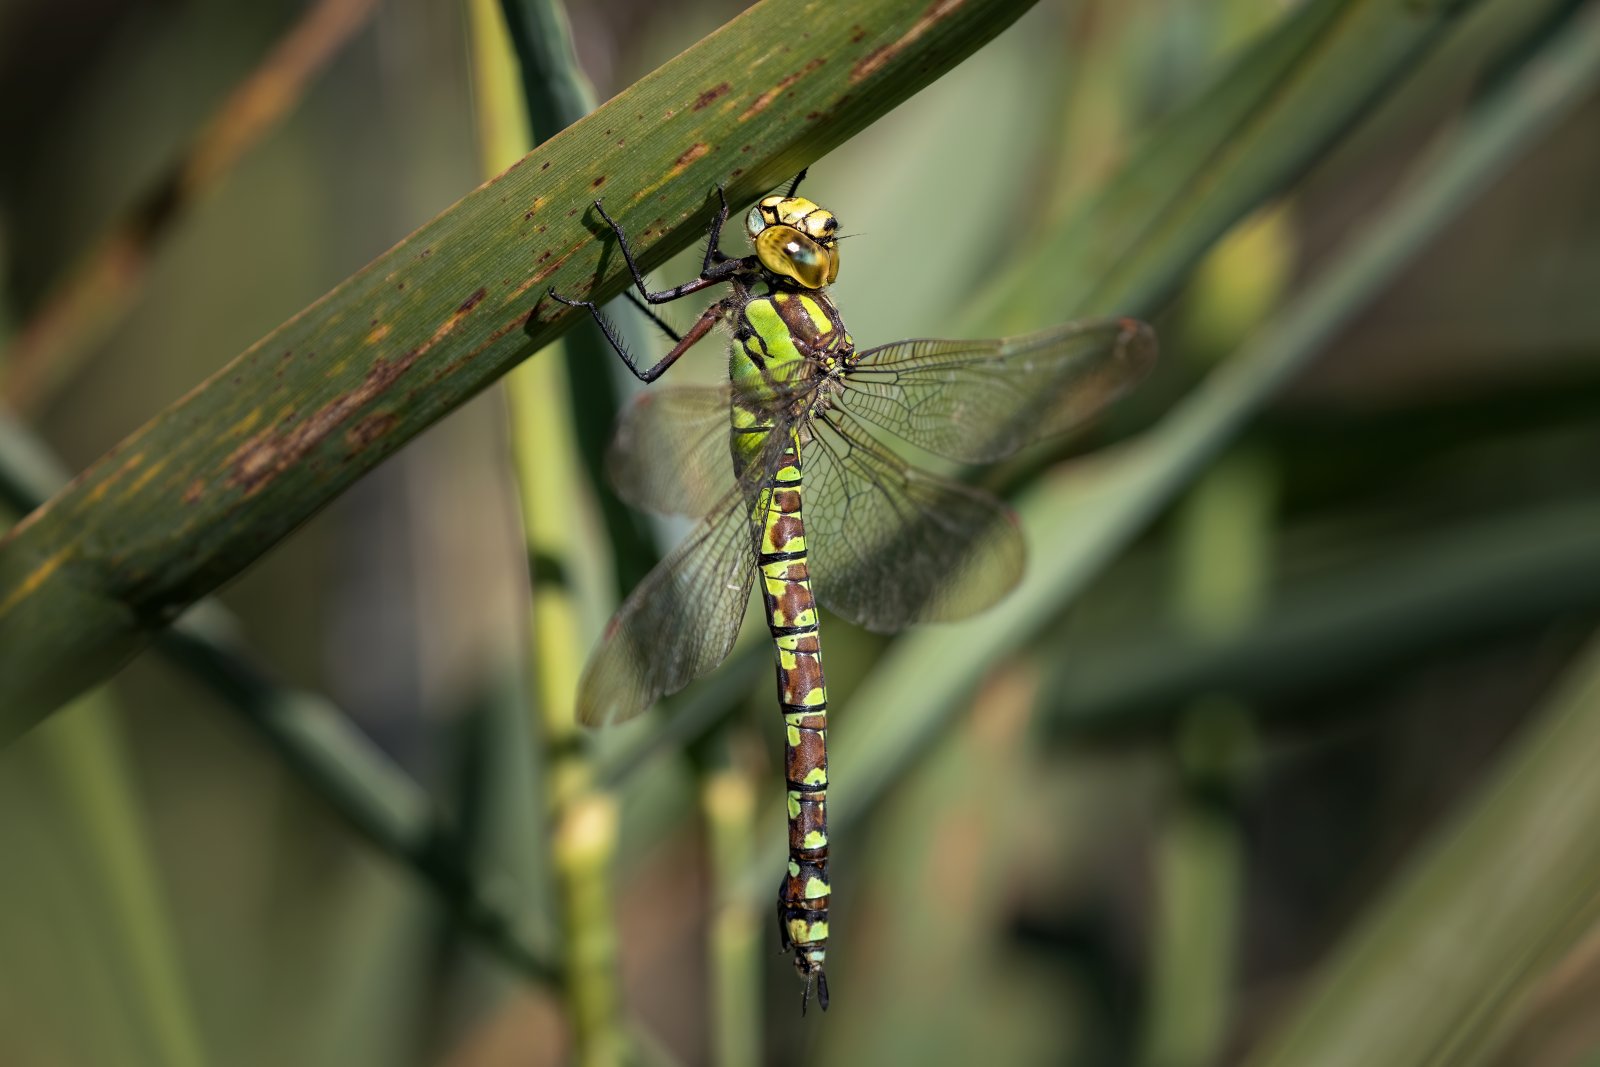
758,436,831,1010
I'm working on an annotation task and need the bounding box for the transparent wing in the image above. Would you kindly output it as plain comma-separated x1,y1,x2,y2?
606,368,825,517
580,424,801,727
804,407,1025,633
838,317,1156,463
577,487,761,727
606,385,736,517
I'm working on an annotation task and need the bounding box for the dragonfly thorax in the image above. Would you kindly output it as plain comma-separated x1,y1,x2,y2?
746,194,840,290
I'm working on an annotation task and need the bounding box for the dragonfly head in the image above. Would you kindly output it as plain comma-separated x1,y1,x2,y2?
746,194,840,289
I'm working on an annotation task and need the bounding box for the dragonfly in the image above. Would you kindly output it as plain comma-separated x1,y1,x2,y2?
549,171,1155,1013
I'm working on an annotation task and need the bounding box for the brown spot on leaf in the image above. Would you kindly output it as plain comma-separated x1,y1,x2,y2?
739,58,824,120
852,0,964,82
693,82,731,109
182,480,206,505
226,288,488,495
592,175,606,188
345,411,397,451
674,142,710,169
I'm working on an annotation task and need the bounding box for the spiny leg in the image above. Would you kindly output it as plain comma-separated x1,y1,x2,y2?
622,290,683,343
590,191,752,305
549,288,728,382
549,188,752,381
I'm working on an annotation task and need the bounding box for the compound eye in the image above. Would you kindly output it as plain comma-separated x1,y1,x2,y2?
756,226,831,289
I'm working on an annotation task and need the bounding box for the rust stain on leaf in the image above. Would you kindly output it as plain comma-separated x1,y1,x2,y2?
345,411,397,452
852,0,964,83
0,546,72,619
693,82,731,109
86,450,146,505
509,237,588,301
121,457,170,500
674,143,710,169
740,59,824,121
365,323,391,345
226,288,488,495
438,312,533,380
182,479,206,505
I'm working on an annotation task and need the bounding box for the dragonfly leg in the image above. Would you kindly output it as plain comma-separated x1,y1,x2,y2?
621,290,683,343
701,184,733,271
546,191,756,378
549,289,728,382
589,198,752,305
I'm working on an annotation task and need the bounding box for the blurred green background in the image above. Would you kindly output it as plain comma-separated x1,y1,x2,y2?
3,0,1600,1064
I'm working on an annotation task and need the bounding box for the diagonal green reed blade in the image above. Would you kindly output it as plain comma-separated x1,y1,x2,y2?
0,0,1039,743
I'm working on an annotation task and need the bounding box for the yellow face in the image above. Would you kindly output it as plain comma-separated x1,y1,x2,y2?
745,195,840,289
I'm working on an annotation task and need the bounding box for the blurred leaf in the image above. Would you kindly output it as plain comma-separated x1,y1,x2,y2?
0,695,208,1067
1245,623,1600,1067
1044,497,1600,738
972,0,1496,331
0,0,1041,740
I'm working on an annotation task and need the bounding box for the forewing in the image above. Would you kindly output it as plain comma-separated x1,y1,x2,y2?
606,385,736,517
839,318,1156,463
606,367,823,516
804,408,1024,632
577,489,760,727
